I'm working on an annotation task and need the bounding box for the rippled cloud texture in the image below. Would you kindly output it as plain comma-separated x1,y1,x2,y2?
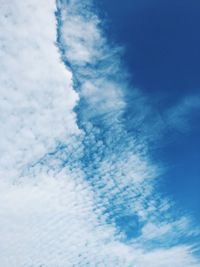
0,0,199,266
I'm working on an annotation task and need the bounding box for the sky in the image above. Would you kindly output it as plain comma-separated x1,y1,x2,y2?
96,0,200,220
0,0,200,266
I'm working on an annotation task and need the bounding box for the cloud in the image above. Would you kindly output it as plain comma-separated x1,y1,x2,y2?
0,0,199,266
0,0,81,182
56,0,128,124
165,94,200,133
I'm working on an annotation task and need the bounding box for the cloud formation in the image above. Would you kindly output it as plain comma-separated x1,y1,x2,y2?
0,0,199,266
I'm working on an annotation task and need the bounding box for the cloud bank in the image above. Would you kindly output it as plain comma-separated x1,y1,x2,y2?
0,0,199,266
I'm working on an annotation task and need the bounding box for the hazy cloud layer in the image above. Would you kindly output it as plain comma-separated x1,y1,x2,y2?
0,0,199,266
165,94,200,133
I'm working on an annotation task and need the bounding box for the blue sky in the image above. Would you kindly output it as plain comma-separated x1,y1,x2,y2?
97,0,200,221
0,0,200,266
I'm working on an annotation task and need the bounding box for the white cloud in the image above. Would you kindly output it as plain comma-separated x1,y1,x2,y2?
57,0,128,124
0,0,80,182
0,0,199,266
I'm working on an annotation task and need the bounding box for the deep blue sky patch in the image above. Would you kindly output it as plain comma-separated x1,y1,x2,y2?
98,0,200,100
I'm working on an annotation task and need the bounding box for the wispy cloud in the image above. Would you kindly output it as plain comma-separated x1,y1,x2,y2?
165,94,200,133
0,0,199,266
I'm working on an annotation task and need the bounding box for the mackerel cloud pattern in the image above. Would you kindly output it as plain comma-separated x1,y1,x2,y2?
0,1,200,266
